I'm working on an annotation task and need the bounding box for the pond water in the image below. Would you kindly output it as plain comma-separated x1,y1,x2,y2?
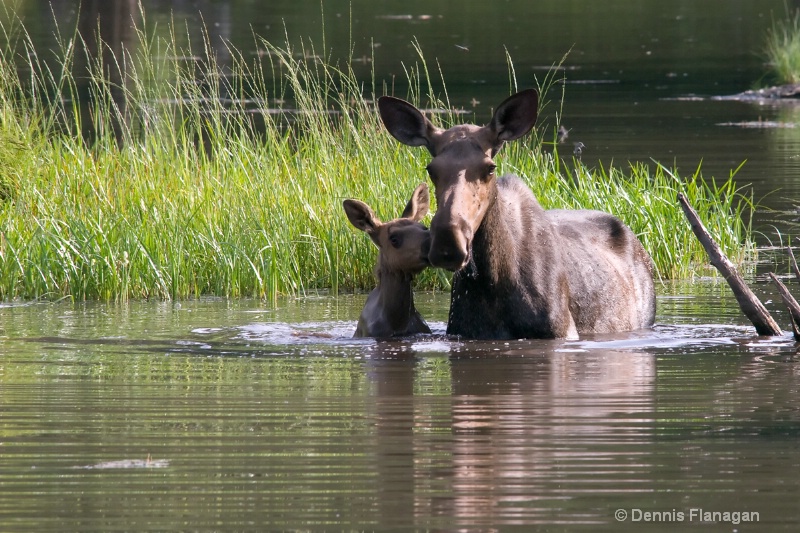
1,283,800,531
3,1,800,531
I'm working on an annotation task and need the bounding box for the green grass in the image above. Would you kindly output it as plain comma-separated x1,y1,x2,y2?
0,14,755,302
765,9,800,85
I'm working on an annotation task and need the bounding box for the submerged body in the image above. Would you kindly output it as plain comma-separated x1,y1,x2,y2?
378,89,656,339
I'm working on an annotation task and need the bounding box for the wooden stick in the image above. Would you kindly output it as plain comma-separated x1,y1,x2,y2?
677,193,782,336
768,273,800,341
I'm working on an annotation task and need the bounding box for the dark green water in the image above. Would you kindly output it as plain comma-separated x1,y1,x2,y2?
3,1,800,530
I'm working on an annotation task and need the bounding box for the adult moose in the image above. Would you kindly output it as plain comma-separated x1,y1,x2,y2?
378,89,656,339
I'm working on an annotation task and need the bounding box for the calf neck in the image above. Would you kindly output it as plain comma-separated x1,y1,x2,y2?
378,90,656,339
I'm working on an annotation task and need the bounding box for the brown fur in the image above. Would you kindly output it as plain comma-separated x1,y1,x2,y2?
343,184,432,338
378,90,656,339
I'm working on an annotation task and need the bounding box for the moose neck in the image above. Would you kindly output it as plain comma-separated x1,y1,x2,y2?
446,175,574,339
468,179,514,284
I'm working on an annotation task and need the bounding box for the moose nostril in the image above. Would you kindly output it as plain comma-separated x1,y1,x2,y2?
429,239,468,271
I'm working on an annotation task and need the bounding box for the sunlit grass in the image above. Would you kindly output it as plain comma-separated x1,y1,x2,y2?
765,9,800,84
0,13,756,302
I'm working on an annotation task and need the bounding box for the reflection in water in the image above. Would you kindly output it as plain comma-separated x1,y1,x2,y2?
365,352,417,528
764,103,800,230
75,0,138,144
363,345,657,528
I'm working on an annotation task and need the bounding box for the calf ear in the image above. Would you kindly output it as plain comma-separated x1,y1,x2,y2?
401,183,430,222
378,96,440,155
343,199,381,234
488,89,538,150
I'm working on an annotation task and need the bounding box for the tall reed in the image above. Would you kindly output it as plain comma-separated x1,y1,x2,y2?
765,9,800,84
0,14,755,302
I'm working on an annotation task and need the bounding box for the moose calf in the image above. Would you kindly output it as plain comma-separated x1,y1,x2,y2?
343,183,432,338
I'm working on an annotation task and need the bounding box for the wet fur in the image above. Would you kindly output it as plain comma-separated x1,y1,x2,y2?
448,176,655,339
355,267,430,338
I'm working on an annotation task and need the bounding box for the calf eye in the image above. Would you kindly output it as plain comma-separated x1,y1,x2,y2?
389,234,402,248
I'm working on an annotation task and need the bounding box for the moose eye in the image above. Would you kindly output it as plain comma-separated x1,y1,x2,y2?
389,234,402,248
480,163,497,181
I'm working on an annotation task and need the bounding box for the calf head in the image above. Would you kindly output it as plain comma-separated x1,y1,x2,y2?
378,90,539,271
343,183,431,276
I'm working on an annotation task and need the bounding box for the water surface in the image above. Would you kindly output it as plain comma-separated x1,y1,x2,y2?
2,283,799,531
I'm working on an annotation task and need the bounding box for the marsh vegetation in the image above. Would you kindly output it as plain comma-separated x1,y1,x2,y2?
0,13,754,302
766,9,800,85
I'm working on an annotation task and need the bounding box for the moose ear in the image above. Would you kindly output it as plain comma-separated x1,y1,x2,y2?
343,199,381,234
378,96,440,155
400,183,430,222
488,89,539,151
